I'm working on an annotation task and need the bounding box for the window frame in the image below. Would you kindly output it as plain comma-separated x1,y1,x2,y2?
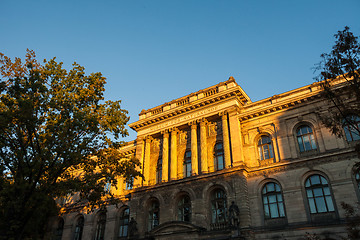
343,115,360,142
210,189,227,224
214,142,224,171
304,174,335,215
94,212,106,240
156,155,162,184
183,150,192,178
118,207,130,238
148,199,160,231
73,216,84,240
177,195,192,222
296,125,318,153
257,135,274,161
262,182,286,220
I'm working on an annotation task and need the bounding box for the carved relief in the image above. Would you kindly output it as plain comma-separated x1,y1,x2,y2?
179,130,190,145
208,121,222,137
152,138,161,149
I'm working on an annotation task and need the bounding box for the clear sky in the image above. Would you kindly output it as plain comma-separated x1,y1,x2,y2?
1,0,360,141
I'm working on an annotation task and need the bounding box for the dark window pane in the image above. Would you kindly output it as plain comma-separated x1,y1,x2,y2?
311,175,320,185
279,203,285,217
306,189,313,197
315,197,327,213
313,188,323,197
268,195,276,204
309,198,316,213
325,196,334,212
269,203,279,218
267,183,275,192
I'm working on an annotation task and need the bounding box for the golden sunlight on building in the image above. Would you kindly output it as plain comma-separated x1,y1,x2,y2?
48,76,360,240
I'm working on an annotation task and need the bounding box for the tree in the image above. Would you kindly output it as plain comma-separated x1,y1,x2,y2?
0,50,142,240
315,26,360,152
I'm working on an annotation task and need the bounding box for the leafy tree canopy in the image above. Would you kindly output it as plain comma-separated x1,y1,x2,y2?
0,50,142,239
315,26,360,150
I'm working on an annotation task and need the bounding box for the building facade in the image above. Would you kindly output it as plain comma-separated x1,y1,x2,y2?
51,77,360,240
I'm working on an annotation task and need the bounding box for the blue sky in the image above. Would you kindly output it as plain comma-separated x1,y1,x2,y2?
1,0,360,141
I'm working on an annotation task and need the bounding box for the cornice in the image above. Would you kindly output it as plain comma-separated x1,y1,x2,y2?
238,83,324,121
129,78,249,131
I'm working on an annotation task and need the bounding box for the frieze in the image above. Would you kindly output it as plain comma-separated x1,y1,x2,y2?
147,106,219,132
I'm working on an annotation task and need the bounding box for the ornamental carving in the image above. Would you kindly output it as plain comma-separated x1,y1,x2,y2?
179,130,190,145
208,121,222,137
151,138,161,149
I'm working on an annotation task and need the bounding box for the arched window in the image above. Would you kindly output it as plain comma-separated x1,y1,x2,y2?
54,218,64,240
214,142,224,170
178,195,191,222
258,136,274,160
118,207,130,238
94,212,106,240
305,175,335,214
211,189,227,224
262,182,285,219
73,216,84,240
148,200,160,231
156,156,162,184
343,115,360,142
296,125,317,152
183,151,191,178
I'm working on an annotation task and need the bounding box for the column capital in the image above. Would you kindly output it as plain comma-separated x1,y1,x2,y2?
219,111,228,120
135,136,145,143
169,127,179,133
145,135,153,143
188,120,197,128
199,118,208,126
161,129,169,136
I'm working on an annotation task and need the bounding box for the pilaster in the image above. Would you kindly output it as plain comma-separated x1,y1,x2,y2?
189,121,199,176
199,118,208,173
170,128,178,180
228,110,244,166
144,136,152,185
161,130,169,182
134,137,145,187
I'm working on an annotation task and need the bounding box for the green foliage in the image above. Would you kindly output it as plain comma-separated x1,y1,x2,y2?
0,50,142,239
341,202,360,240
315,27,360,148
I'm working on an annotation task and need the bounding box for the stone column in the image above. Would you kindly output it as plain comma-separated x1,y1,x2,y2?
134,137,145,187
220,111,231,168
170,128,178,180
199,118,208,173
144,136,152,185
190,121,199,176
161,130,169,182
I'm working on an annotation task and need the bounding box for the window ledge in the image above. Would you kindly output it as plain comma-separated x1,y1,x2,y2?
310,212,337,223
259,158,275,166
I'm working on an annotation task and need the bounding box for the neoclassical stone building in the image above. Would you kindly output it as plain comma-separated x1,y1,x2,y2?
53,77,360,240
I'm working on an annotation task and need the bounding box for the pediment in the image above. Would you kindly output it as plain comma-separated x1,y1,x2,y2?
150,221,205,235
